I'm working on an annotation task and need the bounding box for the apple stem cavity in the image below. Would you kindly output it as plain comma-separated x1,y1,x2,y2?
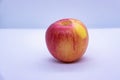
60,20,72,26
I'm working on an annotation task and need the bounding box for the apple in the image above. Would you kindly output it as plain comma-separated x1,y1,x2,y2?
45,18,89,63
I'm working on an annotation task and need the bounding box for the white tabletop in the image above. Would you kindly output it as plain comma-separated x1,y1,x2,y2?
0,28,120,80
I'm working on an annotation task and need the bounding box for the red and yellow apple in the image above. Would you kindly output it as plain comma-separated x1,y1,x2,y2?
45,18,89,63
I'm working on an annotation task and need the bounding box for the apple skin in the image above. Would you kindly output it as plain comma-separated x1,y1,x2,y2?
45,18,89,63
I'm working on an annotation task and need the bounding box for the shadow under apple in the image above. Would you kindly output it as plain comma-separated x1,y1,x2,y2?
40,55,92,72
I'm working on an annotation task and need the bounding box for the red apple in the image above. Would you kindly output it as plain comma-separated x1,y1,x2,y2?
45,18,89,63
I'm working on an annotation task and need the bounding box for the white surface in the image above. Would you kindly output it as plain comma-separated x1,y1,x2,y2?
0,28,120,80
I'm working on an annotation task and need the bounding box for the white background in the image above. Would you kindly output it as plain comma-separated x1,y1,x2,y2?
0,0,120,28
